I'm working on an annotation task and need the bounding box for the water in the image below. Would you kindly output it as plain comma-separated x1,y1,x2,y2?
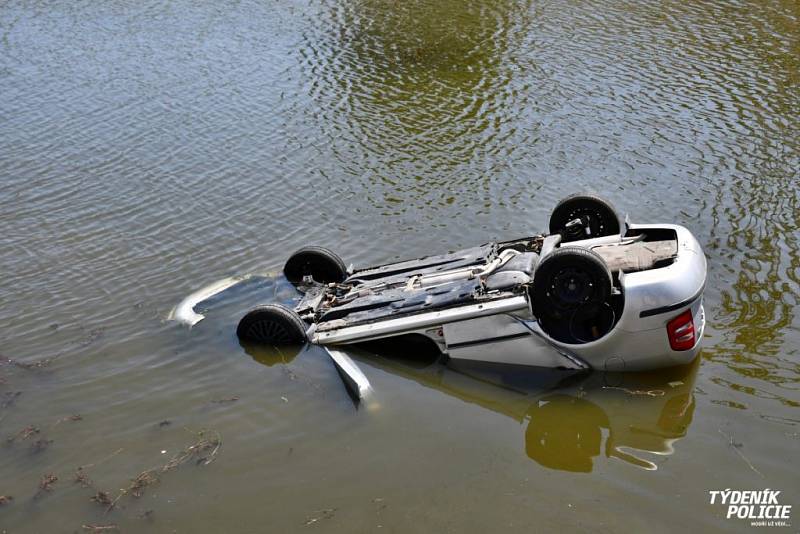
0,0,798,531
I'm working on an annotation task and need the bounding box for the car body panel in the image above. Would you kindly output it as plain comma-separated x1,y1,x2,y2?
442,313,587,370
304,222,706,372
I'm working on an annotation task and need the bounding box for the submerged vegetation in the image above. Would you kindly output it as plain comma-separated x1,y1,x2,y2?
0,349,222,529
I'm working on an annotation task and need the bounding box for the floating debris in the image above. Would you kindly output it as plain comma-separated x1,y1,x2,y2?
91,491,114,508
601,385,664,397
0,495,13,505
163,430,222,470
210,396,239,404
0,352,56,370
10,358,55,370
719,428,763,477
99,431,221,512
129,470,159,499
104,469,160,513
282,367,298,381
81,524,119,532
73,451,125,497
158,420,172,427
304,508,337,526
55,414,83,425
8,425,40,442
37,474,58,495
79,328,105,347
74,468,93,488
0,329,103,379
78,448,124,472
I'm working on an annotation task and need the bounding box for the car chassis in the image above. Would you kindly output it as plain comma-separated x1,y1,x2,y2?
236,195,707,373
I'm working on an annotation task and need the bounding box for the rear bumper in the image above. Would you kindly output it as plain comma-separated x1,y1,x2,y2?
528,223,708,371
572,300,705,371
617,223,707,331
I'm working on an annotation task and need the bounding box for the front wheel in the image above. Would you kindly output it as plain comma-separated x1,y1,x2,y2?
236,304,307,345
283,246,347,285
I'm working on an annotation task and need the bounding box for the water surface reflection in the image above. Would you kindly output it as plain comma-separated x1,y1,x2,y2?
0,0,798,530
247,342,699,473
298,0,540,218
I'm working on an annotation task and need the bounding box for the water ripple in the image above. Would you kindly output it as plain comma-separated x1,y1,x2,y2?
0,0,798,529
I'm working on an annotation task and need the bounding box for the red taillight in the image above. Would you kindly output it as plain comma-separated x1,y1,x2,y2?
667,310,695,351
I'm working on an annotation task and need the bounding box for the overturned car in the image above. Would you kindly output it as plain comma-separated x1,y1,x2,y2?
237,195,707,371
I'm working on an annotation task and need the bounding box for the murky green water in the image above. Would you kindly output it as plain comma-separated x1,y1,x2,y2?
1,0,798,532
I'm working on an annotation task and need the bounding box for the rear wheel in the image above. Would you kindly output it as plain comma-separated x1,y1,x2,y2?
549,194,620,242
532,247,612,321
284,246,347,285
236,304,307,345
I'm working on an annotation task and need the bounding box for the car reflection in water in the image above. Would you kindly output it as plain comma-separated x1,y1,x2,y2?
243,337,698,473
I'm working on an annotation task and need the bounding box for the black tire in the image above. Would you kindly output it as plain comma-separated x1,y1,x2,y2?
549,194,620,243
284,246,347,284
236,304,307,345
531,247,612,320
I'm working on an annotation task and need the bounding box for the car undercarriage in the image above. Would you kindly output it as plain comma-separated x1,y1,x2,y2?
233,194,706,376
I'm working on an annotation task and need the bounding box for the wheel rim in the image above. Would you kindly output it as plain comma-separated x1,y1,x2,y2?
548,267,595,309
562,207,613,239
298,260,314,279
287,256,342,284
243,318,294,344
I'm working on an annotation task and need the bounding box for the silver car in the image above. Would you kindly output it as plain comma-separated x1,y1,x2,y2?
236,194,707,372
